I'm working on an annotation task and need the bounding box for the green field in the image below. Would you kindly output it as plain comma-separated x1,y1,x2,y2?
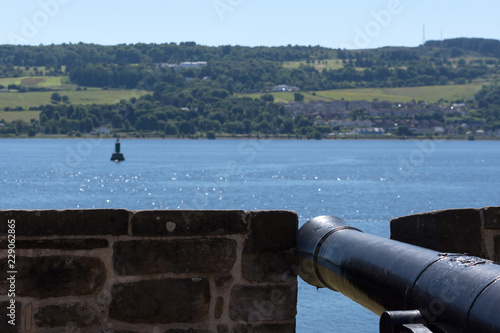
314,84,485,103
0,76,65,87
283,60,344,71
0,111,41,122
237,91,332,103
240,83,485,104
0,90,151,110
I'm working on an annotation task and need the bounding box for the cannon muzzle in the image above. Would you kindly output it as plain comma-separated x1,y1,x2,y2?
298,215,500,333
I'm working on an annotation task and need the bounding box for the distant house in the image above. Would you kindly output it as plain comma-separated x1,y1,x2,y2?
98,127,111,134
271,85,300,92
156,62,207,71
179,62,207,69
350,127,385,135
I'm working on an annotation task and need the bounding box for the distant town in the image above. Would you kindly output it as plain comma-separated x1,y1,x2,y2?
281,98,490,137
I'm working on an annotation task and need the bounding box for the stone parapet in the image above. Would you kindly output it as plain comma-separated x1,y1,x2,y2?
390,206,500,262
0,210,298,333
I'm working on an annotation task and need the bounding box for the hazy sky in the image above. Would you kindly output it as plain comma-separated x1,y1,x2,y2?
1,0,499,49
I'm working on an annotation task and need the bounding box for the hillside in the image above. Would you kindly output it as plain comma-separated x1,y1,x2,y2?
0,39,499,138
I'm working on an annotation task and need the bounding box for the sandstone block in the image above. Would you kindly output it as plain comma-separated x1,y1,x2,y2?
233,323,295,333
242,211,297,282
229,285,296,322
34,303,100,328
390,208,484,257
217,325,229,333
98,329,141,333
495,235,500,262
0,256,106,298
0,239,108,250
109,278,210,324
0,301,19,333
165,328,210,333
245,211,298,253
483,206,500,229
132,210,248,236
113,239,236,276
0,209,129,236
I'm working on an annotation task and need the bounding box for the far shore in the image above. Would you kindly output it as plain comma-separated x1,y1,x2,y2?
0,134,498,141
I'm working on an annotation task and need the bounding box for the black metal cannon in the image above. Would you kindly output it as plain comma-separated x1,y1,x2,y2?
298,215,500,333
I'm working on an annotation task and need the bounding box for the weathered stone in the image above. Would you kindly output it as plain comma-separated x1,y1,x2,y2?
98,329,141,333
0,301,19,333
229,285,297,322
215,296,224,319
132,210,248,236
215,276,233,288
0,238,108,250
242,251,296,283
34,303,100,328
113,239,236,276
165,328,210,333
109,278,210,324
495,235,500,262
483,206,500,229
242,211,298,282
0,210,130,236
245,211,298,253
0,256,106,298
217,325,229,333
233,323,295,333
390,208,484,257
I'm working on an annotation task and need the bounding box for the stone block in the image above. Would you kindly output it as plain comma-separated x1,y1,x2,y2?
0,209,129,236
245,211,298,253
113,239,236,276
229,285,297,322
0,239,108,250
132,210,248,236
242,211,297,282
495,235,500,262
0,256,106,298
242,251,296,283
217,325,229,333
98,329,141,333
165,328,210,333
34,303,100,328
390,208,484,257
0,301,19,333
483,206,500,229
109,278,210,324
233,323,295,333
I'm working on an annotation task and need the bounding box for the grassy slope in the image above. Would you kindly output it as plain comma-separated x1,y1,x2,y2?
0,76,64,87
314,84,484,103
0,111,41,122
282,60,344,71
242,83,484,104
0,90,150,110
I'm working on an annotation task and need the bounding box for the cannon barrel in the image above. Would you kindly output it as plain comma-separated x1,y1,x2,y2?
298,216,500,333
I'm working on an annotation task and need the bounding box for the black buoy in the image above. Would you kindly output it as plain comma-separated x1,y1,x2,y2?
110,138,125,162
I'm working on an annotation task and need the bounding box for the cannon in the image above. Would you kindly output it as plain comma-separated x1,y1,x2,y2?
298,215,500,333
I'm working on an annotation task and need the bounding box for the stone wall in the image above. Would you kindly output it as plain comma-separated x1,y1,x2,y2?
390,206,500,262
0,210,298,333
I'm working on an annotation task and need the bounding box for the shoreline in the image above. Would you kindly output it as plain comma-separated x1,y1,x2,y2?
0,134,498,141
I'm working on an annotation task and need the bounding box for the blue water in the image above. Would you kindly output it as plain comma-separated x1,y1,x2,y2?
1,138,499,332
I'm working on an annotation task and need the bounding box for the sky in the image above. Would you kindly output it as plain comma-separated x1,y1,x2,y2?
1,0,499,49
